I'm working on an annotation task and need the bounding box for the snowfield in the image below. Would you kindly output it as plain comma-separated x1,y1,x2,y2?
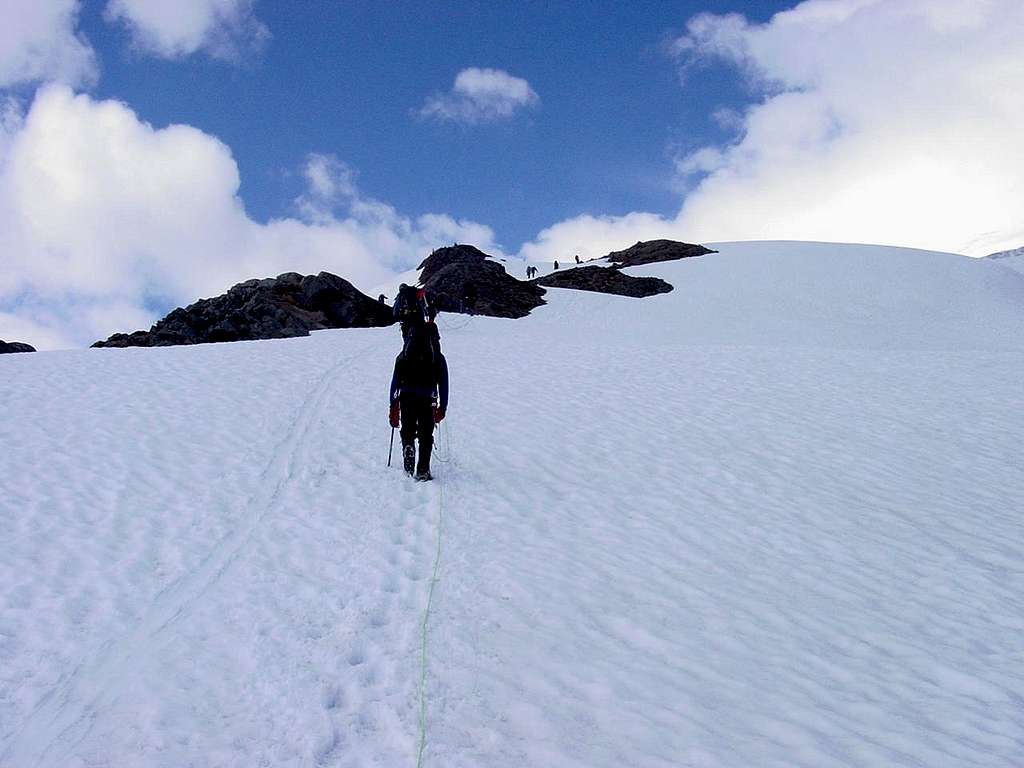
2,241,1024,767
988,246,1024,276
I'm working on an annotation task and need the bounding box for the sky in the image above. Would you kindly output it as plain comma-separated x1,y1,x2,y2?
1,0,1023,349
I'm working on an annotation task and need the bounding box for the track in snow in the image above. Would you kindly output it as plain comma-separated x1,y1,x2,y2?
2,344,379,766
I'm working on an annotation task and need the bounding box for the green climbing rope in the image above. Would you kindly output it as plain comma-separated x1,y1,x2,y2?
415,442,446,767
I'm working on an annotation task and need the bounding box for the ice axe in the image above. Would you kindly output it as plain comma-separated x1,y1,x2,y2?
387,426,395,467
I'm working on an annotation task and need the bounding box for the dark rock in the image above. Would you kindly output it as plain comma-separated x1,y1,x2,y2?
0,340,36,354
605,239,716,268
93,271,394,348
534,266,673,298
417,244,546,319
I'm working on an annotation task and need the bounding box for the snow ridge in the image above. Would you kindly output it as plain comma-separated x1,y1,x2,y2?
988,246,1024,259
987,245,1024,275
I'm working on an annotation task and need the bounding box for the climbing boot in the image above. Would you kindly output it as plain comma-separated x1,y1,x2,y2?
415,441,433,481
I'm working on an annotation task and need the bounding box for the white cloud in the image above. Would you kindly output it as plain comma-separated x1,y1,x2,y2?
0,309,77,351
519,212,677,265
0,86,498,350
676,0,1024,256
419,68,539,124
292,153,502,263
104,0,269,60
0,0,97,88
518,0,1024,262
302,154,357,206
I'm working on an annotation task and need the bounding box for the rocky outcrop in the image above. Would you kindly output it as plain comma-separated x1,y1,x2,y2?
535,266,673,298
418,244,546,318
93,271,394,348
605,239,715,268
88,240,715,349
0,340,36,354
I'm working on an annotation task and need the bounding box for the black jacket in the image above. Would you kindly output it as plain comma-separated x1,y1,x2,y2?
390,347,449,410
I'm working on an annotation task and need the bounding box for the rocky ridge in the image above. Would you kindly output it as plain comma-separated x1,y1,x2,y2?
93,271,393,348
534,266,673,298
417,244,546,318
0,340,36,354
90,239,715,348
605,239,716,268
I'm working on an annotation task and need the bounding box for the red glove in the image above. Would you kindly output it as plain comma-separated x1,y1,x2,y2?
433,406,445,424
389,402,400,428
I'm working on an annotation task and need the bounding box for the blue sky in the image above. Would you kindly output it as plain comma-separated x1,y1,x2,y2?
1,0,1022,348
76,1,791,251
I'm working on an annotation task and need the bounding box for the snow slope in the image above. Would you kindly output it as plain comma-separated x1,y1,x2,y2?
2,241,1023,767
988,245,1024,276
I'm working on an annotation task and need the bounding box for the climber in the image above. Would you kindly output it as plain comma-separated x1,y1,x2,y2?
389,323,448,481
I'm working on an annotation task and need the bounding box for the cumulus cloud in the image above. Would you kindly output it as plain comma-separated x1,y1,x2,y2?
0,86,498,350
293,153,501,261
0,0,97,88
673,0,1024,256
419,68,539,124
519,212,676,265
104,0,269,60
518,0,1024,262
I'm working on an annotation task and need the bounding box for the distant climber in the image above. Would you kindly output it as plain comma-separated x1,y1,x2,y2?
575,254,581,264
554,260,559,271
378,293,387,304
389,324,448,481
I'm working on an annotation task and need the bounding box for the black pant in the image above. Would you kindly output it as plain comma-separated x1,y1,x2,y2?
400,394,434,468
